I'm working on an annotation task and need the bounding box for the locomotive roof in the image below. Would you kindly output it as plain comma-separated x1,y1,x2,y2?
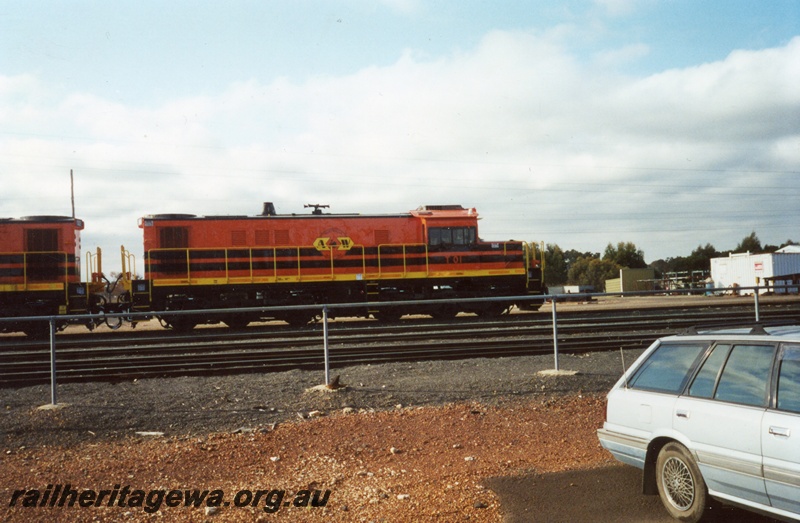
142,205,478,221
0,215,83,224
143,212,409,220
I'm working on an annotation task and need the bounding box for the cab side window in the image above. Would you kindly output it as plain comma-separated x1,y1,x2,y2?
776,345,800,414
428,227,476,248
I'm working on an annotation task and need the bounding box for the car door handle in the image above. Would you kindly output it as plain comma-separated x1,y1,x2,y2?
769,426,790,437
676,409,690,419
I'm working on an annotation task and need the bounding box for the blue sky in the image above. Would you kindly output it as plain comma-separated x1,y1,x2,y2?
2,0,799,273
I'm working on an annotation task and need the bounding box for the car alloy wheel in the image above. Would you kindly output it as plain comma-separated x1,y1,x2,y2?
662,455,695,510
655,442,708,522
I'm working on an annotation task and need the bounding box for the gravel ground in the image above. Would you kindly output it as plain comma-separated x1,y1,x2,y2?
4,295,790,522
1,348,636,450
0,348,637,522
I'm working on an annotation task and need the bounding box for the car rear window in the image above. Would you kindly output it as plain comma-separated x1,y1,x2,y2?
628,343,707,393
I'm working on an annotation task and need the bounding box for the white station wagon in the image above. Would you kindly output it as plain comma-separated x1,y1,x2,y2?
598,325,800,522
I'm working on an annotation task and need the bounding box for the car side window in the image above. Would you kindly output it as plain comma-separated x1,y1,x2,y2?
628,343,707,393
688,344,731,398
714,344,775,407
776,344,800,414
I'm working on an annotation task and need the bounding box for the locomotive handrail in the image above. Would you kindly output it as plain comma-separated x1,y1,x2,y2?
120,246,137,283
142,240,532,286
293,246,301,281
143,244,408,284
0,250,72,292
146,246,306,284
86,247,102,284
85,249,93,283
375,243,429,279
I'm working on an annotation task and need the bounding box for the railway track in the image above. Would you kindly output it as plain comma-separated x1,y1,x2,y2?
2,298,799,387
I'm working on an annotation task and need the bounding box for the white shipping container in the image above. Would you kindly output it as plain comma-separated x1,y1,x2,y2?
710,252,800,294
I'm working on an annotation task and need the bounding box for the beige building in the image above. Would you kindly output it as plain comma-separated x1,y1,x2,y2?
605,268,656,294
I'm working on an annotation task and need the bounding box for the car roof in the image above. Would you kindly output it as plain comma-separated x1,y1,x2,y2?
660,324,800,343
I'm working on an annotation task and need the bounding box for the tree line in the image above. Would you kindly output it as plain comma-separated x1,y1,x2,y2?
542,232,797,291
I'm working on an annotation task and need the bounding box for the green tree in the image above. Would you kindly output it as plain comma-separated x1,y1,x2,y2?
648,258,669,278
651,243,719,276
734,231,762,253
685,243,718,272
765,239,798,252
568,257,620,292
544,243,568,285
602,241,647,268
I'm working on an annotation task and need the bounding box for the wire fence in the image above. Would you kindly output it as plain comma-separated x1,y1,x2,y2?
1,285,797,407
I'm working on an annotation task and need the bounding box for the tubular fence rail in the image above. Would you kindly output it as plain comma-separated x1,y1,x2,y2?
1,285,797,406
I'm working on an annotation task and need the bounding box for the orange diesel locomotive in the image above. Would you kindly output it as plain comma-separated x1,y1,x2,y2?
122,203,544,330
0,216,106,336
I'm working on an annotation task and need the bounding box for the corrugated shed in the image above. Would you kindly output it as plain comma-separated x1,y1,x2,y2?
710,252,800,294
620,268,656,292
605,268,655,294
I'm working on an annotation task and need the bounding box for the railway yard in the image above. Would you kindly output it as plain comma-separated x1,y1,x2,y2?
2,294,799,522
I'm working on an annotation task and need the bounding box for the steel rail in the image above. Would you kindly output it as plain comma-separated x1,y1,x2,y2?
1,302,799,387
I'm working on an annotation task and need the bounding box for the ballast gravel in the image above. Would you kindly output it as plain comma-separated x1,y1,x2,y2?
0,347,638,522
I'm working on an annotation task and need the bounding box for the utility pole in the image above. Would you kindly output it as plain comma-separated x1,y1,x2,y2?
70,169,76,219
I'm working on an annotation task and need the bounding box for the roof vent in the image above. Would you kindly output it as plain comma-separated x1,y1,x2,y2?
416,205,465,211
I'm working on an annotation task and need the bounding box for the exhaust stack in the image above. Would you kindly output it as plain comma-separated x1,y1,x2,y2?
261,202,276,216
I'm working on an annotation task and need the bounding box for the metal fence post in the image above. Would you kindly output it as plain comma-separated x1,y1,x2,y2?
753,288,760,322
322,306,330,386
551,297,560,371
48,318,57,405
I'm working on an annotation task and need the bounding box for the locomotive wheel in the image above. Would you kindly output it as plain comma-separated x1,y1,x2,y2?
23,322,51,339
169,318,197,332
476,304,508,317
431,303,458,319
374,310,403,322
223,317,250,330
283,314,311,327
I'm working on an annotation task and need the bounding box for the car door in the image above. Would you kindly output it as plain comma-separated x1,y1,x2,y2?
763,343,800,514
601,341,708,467
673,343,774,506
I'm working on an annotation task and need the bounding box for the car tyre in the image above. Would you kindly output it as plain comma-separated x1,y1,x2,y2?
656,442,708,522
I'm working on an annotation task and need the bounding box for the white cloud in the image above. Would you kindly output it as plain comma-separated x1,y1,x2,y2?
1,32,799,270
592,43,650,68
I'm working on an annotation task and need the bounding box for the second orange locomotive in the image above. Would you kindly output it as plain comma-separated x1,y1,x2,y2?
122,203,544,330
